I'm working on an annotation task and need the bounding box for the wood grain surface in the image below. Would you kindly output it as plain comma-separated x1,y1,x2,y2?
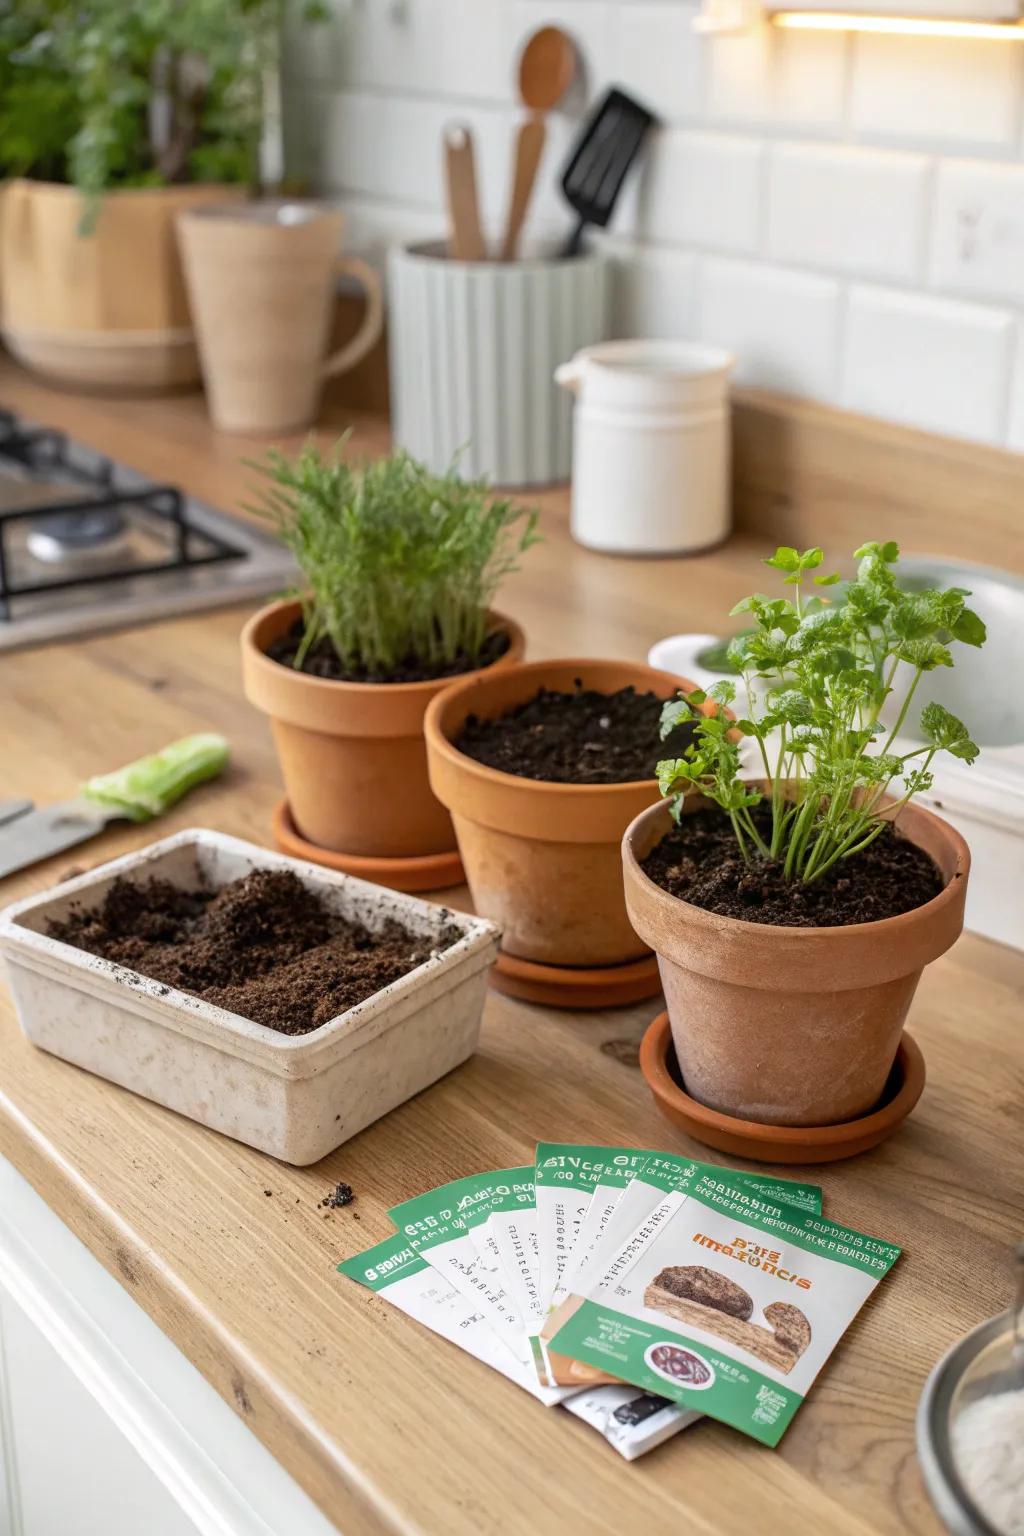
0,361,1021,1536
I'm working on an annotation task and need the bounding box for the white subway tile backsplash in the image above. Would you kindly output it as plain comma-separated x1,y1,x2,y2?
612,2,703,125
633,130,764,251
705,24,847,130
697,258,841,399
843,286,1013,443
607,241,699,338
285,0,1024,452
932,159,1024,305
767,143,928,283
850,35,1020,150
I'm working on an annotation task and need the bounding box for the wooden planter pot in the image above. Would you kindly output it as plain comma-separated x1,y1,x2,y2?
623,793,970,1128
241,600,525,861
0,179,241,391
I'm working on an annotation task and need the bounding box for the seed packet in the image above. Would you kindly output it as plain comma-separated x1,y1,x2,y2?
535,1149,824,1388
534,1145,650,1324
562,1383,701,1461
390,1172,540,1370
478,1169,544,1332
545,1166,900,1446
339,1233,700,1459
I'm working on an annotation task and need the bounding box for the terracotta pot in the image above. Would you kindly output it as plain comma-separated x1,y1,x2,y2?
0,179,243,391
424,658,702,966
623,792,970,1127
240,600,525,858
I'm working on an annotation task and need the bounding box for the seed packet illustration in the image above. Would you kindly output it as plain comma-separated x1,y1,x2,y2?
546,1168,899,1447
339,1233,700,1458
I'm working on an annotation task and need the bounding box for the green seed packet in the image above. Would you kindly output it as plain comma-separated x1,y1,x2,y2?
546,1167,899,1446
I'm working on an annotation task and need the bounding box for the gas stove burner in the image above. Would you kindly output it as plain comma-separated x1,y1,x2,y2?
0,405,296,650
26,507,129,564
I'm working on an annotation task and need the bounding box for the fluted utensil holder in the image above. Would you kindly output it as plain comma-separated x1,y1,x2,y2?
388,240,609,487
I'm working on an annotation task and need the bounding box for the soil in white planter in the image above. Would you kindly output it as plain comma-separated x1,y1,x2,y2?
47,868,461,1034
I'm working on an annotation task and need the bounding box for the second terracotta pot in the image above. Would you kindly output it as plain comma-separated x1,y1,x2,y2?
623,793,970,1127
424,658,700,966
241,600,524,858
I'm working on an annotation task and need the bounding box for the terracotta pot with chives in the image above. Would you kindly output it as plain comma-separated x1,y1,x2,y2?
240,440,537,888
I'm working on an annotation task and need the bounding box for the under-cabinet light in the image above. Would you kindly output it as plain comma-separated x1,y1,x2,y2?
772,10,1024,35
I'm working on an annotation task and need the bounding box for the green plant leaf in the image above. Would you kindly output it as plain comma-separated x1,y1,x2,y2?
950,606,987,647
764,547,801,573
920,701,980,764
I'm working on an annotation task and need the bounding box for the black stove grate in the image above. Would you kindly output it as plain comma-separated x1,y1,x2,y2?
0,408,246,620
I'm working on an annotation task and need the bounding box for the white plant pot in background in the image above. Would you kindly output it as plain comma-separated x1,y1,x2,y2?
556,339,734,555
0,830,499,1165
388,240,609,487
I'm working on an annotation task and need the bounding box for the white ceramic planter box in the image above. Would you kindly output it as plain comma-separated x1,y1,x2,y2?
0,830,499,1165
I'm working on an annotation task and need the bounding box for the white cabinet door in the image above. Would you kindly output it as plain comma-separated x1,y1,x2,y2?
0,1157,339,1536
0,1292,201,1536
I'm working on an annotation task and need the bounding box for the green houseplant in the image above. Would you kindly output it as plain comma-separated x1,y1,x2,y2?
623,540,980,1132
240,442,536,885
0,0,320,390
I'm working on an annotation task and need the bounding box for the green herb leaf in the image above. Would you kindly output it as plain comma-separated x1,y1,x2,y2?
920,702,980,764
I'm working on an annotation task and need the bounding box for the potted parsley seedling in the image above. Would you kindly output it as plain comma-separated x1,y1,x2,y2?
241,441,536,886
623,541,981,1128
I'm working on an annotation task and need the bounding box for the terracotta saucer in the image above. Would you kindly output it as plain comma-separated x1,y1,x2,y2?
639,1010,925,1164
272,800,465,893
489,951,663,1010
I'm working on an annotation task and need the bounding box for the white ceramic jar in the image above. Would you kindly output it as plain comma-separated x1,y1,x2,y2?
555,339,734,555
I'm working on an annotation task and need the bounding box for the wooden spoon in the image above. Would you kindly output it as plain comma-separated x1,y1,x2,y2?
444,124,487,261
500,26,576,262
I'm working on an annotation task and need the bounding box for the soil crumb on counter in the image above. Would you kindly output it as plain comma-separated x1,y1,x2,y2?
455,682,697,784
319,1182,355,1209
267,620,510,684
48,869,461,1035
643,803,943,926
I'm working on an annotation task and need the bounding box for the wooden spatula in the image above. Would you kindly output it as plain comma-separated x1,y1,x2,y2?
499,119,547,263
444,124,487,261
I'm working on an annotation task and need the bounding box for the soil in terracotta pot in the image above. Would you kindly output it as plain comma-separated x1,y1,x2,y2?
267,620,511,684
47,869,461,1035
454,683,698,784
642,803,943,927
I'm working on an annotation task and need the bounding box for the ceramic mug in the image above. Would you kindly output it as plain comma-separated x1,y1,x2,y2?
177,202,383,434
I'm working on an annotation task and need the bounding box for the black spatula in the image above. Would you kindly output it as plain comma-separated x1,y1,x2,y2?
560,87,657,257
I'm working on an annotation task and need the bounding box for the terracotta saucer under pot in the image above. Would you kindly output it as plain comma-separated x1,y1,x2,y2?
489,950,662,1010
639,1010,925,1164
272,800,465,893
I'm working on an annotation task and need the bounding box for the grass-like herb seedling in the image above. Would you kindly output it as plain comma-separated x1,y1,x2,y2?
657,541,986,884
250,440,539,678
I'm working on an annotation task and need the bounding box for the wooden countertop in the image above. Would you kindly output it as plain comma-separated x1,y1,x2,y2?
1,362,1022,1536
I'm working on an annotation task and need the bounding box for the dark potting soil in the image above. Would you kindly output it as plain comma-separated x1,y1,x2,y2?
267,620,511,684
319,1182,355,1209
642,802,944,927
453,683,698,785
47,868,461,1035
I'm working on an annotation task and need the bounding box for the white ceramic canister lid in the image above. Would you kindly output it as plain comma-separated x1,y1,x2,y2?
554,338,734,414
